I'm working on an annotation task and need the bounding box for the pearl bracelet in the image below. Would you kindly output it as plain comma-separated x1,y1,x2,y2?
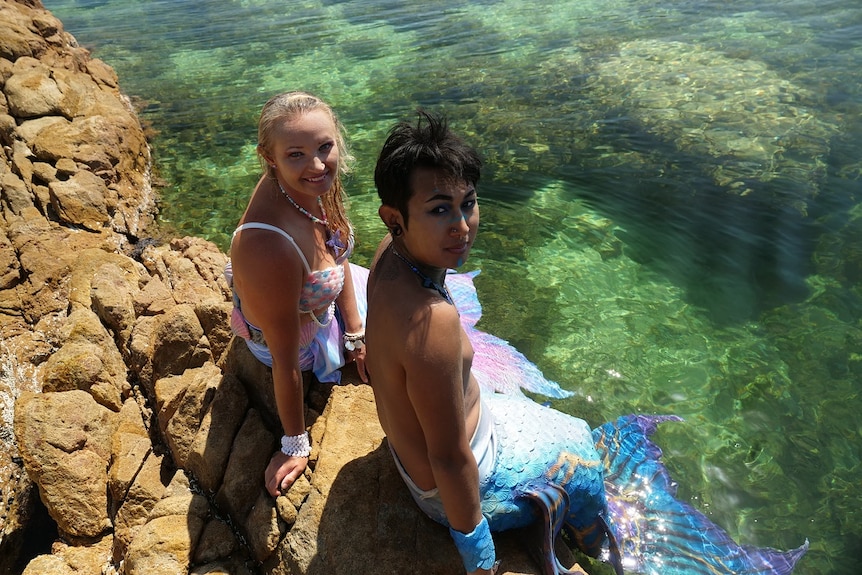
343,330,365,352
280,432,310,457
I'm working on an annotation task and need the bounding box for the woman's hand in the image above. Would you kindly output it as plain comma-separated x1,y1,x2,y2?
264,450,309,497
347,346,368,383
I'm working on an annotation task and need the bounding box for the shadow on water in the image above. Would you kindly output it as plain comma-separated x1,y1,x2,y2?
548,164,817,325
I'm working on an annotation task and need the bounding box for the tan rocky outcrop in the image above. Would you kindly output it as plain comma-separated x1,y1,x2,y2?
1,1,566,574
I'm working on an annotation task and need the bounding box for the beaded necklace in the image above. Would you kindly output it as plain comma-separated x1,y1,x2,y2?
276,180,346,254
390,245,453,305
277,180,329,227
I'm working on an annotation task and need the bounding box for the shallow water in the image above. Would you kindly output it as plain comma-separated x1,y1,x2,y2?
44,0,862,573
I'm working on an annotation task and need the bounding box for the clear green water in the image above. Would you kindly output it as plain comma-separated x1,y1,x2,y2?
44,0,861,573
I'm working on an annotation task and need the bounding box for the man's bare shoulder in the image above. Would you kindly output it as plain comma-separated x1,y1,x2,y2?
370,289,461,378
371,277,459,329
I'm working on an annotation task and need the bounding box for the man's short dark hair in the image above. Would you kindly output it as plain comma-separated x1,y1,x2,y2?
374,110,482,227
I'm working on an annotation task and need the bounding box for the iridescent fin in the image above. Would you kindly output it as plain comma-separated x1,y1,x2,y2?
522,483,585,575
446,269,483,327
593,414,809,575
560,512,623,575
446,271,574,399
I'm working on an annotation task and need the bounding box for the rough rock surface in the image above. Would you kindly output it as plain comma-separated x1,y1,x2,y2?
0,1,568,573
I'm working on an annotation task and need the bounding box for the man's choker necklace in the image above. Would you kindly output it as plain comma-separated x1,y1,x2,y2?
277,181,328,227
390,245,453,305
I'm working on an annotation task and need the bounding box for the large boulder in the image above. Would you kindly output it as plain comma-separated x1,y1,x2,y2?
13,389,116,538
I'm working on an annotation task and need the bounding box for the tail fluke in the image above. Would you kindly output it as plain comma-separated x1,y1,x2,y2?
597,513,624,575
523,483,599,575
593,414,809,575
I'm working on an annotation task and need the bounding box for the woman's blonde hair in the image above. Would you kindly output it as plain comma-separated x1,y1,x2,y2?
257,91,354,241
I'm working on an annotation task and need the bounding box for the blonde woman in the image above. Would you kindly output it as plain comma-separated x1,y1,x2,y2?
227,92,367,496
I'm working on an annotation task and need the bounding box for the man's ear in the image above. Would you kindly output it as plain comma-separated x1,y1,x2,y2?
378,205,402,229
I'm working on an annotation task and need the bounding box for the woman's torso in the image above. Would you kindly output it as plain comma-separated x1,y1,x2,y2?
231,178,349,329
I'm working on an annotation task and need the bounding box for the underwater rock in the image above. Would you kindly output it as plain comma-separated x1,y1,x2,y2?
592,39,838,214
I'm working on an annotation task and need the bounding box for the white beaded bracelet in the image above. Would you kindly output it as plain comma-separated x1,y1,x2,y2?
280,432,310,458
343,330,365,352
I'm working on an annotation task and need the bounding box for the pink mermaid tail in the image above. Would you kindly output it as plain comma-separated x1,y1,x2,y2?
446,270,573,399
352,264,572,398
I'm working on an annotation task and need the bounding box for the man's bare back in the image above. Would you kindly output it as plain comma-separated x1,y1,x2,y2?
366,235,482,491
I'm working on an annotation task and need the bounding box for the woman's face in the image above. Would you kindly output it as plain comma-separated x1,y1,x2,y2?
267,109,339,201
402,166,479,270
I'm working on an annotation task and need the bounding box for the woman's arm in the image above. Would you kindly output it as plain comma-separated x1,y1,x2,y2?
231,231,308,496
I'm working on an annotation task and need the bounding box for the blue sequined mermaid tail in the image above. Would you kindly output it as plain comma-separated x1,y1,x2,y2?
592,414,809,575
440,270,807,574
480,393,607,536
479,393,622,573
479,393,808,575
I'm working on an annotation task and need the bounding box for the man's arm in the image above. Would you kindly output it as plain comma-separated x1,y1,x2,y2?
405,302,483,533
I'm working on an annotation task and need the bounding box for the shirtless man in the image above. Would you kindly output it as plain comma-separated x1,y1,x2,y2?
365,111,497,575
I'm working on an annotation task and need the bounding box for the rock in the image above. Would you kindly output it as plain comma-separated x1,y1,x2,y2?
4,56,64,118
107,399,152,506
218,336,279,418
591,39,838,212
215,408,274,526
1,167,35,216
20,554,75,575
246,490,285,562
48,168,112,230
90,260,142,345
193,519,238,565
0,222,19,288
44,306,132,410
184,371,248,494
111,449,168,562
34,115,123,172
271,384,458,574
158,362,221,469
134,275,176,315
194,299,234,365
13,389,116,538
125,514,207,575
20,536,114,575
122,473,210,575
191,558,255,575
13,114,66,145
0,1,64,61
149,304,210,383
40,340,124,410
